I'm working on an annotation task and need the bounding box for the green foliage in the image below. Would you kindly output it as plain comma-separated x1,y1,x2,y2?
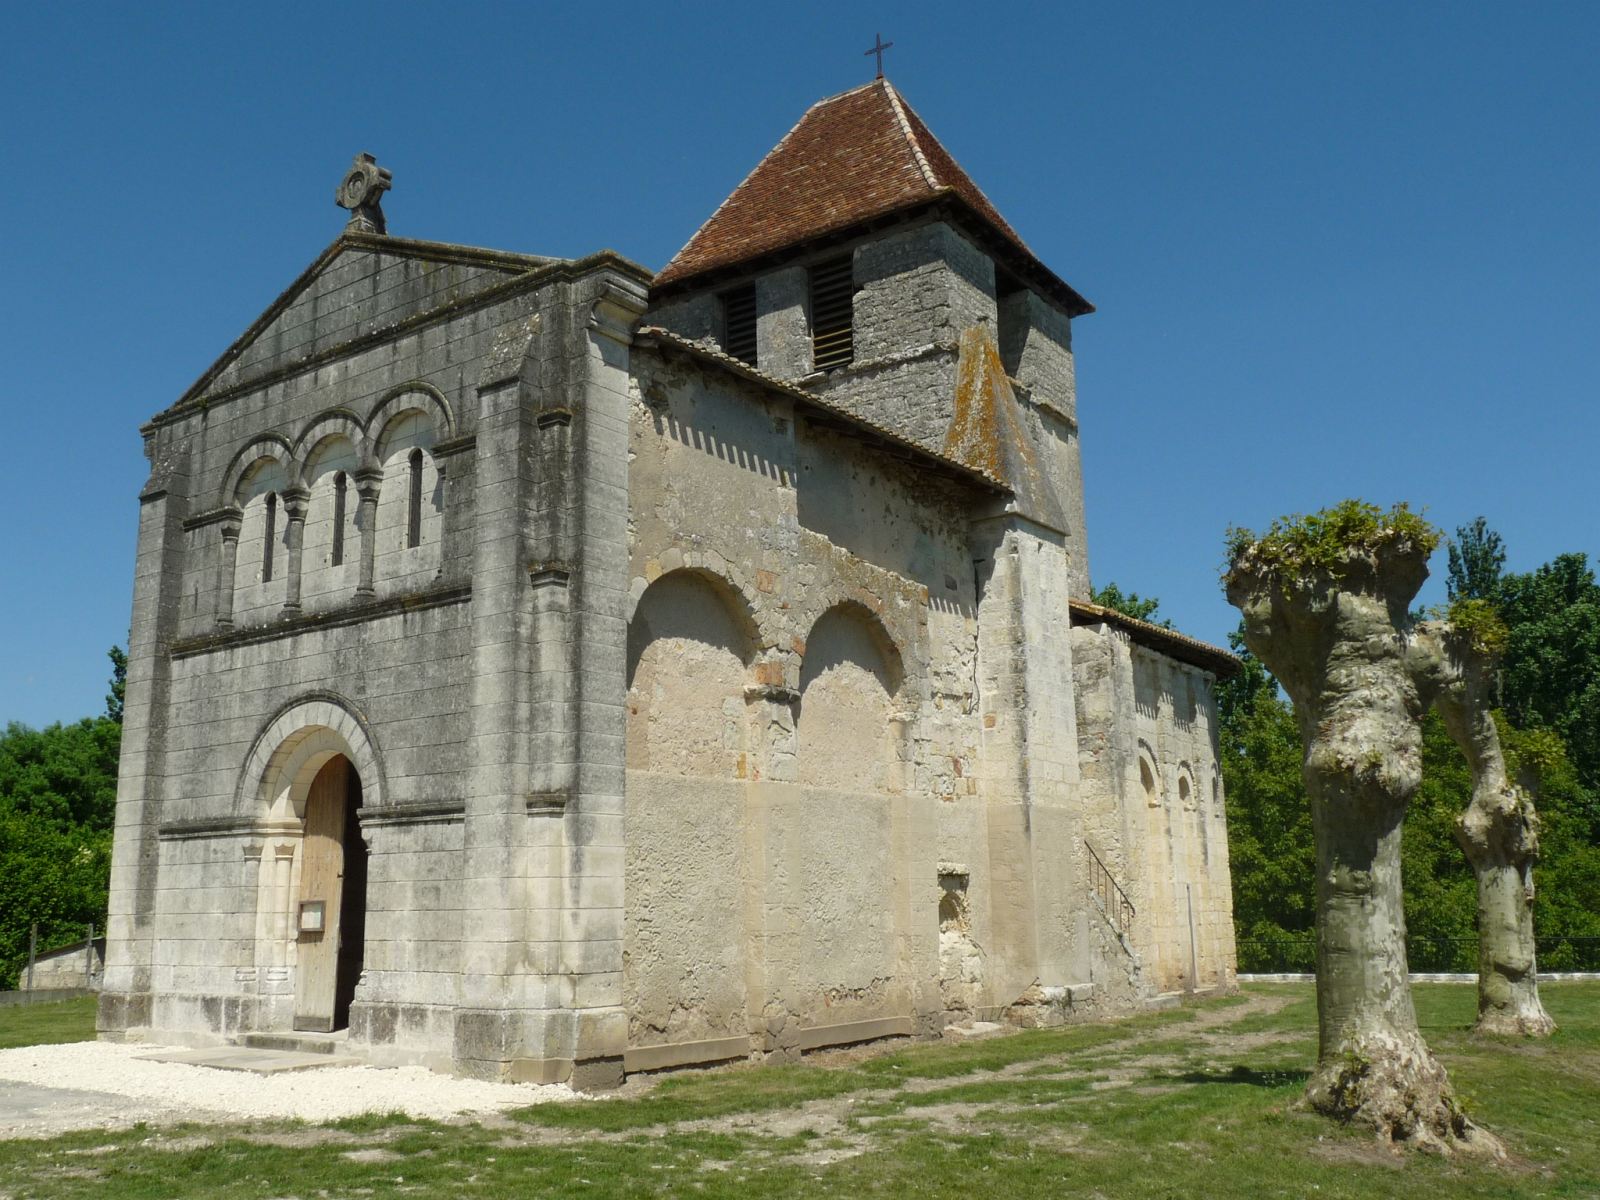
0,715,120,989
1495,553,1600,802
105,645,127,725
1446,597,1509,656
1402,711,1479,943
1090,582,1171,627
1446,516,1506,602
1216,640,1315,941
1224,499,1441,582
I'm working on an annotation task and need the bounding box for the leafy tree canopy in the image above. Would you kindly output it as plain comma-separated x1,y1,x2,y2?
1225,499,1441,583
1090,582,1171,628
1446,516,1506,602
0,650,124,988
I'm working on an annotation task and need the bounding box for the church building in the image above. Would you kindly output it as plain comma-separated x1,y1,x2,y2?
101,79,1239,1086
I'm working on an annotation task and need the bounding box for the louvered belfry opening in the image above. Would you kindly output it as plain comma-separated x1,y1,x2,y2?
809,255,856,371
720,283,758,366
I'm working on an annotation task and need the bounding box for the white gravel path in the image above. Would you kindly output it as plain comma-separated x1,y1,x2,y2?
0,1040,579,1137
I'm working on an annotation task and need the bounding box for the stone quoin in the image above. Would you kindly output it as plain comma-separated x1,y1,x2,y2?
100,79,1240,1085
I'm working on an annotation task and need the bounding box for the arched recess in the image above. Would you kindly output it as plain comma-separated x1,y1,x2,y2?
1137,742,1161,808
371,399,445,593
236,695,384,1022
624,569,755,1049
366,382,455,446
239,694,386,819
300,432,362,610
625,569,754,777
1177,762,1196,811
232,453,292,625
795,602,904,792
220,435,299,509
294,410,370,466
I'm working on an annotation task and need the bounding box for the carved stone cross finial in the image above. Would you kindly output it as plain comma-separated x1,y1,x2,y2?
335,153,392,235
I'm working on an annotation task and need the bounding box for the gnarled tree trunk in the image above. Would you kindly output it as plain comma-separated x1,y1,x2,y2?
1227,536,1485,1150
1412,624,1554,1037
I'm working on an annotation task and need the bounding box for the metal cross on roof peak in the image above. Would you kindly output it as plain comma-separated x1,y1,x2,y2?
864,33,893,79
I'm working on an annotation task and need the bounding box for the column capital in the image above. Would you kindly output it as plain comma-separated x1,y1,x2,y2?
218,505,243,541
279,486,310,519
353,466,384,500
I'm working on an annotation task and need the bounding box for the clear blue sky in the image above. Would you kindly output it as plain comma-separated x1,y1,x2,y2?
2,1,1596,727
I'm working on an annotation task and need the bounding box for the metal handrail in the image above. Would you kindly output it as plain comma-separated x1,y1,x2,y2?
1085,841,1136,936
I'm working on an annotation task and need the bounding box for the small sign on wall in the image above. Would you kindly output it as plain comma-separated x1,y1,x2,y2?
298,900,326,934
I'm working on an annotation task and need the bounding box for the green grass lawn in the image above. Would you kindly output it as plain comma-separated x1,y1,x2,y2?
1,984,1596,1198
0,996,96,1050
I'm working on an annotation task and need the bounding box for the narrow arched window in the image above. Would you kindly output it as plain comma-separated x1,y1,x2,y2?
263,492,277,583
331,472,347,566
406,449,423,549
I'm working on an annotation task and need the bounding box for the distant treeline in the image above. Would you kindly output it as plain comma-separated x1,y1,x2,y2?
0,649,123,989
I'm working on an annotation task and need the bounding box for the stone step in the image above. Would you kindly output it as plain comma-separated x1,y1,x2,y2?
239,1030,348,1055
138,1046,357,1074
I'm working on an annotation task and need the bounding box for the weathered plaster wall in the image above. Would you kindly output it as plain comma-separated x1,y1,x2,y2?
623,346,991,1063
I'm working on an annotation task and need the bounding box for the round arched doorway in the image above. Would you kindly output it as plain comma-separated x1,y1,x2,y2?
293,754,367,1032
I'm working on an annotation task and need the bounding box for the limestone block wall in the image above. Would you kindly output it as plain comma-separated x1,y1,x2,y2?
651,220,1092,596
103,242,655,1080
1072,623,1236,995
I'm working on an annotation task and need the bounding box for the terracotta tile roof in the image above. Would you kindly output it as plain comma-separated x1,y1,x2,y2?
635,324,1007,493
1068,600,1243,680
654,80,1091,315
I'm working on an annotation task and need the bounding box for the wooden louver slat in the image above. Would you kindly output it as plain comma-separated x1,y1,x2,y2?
809,256,856,371
721,284,758,366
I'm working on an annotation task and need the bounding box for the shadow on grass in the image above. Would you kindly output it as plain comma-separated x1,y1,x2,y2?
1162,1064,1310,1088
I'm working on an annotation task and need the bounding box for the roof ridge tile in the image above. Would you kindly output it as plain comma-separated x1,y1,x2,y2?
881,79,941,191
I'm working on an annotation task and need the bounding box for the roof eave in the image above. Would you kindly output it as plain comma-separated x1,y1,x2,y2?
635,325,1009,495
1068,599,1242,679
651,195,1093,319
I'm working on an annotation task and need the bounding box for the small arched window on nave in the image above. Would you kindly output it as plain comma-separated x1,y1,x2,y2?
301,435,361,611
407,448,424,549
373,408,443,594
232,456,291,626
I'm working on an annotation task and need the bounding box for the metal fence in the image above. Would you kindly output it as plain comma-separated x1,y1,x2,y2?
1237,936,1600,975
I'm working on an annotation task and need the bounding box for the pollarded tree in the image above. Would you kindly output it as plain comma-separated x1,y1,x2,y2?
1411,602,1554,1037
1223,501,1492,1152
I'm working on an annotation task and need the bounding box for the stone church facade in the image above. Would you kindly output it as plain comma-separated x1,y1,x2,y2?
101,81,1238,1085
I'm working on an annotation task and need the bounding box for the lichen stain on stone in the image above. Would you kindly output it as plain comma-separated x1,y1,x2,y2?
942,325,1064,529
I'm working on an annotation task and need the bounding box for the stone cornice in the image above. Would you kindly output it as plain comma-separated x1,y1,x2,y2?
170,582,471,660
181,506,242,532
359,799,466,828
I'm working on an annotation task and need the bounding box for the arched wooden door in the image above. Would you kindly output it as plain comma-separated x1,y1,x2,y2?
294,756,366,1032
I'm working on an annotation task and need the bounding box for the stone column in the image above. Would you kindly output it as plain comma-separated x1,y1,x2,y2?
280,487,309,614
271,843,296,972
215,508,242,629
241,843,263,991
353,468,382,600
